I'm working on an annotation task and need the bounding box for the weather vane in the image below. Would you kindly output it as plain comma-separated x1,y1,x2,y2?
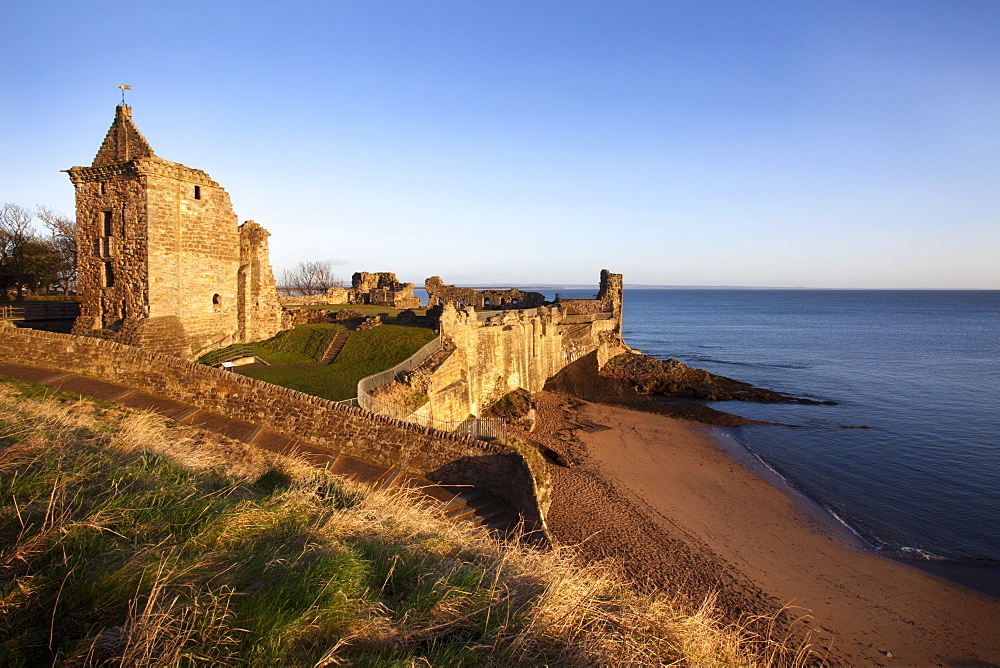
119,84,132,105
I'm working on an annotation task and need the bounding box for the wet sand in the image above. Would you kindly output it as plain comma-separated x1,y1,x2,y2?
530,392,1000,665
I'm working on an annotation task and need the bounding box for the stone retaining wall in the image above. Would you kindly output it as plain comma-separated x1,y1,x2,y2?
0,327,549,538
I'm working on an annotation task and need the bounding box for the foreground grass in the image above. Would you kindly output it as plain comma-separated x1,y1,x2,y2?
235,324,437,401
0,381,801,666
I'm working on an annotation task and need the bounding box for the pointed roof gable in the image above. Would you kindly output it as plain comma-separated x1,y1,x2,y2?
92,105,155,167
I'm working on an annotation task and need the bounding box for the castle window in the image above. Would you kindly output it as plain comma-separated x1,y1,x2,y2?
102,211,113,237
103,262,114,288
212,294,222,312
194,185,201,200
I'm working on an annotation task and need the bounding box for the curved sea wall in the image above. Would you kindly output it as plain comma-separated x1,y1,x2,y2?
0,327,549,537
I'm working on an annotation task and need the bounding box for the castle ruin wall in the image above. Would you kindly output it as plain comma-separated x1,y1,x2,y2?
67,106,288,360
397,271,627,425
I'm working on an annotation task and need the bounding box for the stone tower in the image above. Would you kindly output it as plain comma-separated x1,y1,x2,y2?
66,105,287,359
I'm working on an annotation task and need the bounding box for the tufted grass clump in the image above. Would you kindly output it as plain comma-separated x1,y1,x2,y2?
0,379,804,666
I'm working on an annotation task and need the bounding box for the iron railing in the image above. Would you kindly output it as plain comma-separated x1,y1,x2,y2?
356,336,442,398
356,336,509,443
199,344,260,367
0,303,80,321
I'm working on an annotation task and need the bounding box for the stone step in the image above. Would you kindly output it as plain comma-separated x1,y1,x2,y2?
320,331,351,364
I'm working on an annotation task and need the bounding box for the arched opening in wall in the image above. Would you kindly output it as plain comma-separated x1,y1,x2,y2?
212,294,222,312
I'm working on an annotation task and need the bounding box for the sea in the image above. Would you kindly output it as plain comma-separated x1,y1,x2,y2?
532,288,1000,594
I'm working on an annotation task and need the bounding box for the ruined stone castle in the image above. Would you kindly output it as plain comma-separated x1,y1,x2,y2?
366,270,627,427
63,105,628,430
66,106,287,359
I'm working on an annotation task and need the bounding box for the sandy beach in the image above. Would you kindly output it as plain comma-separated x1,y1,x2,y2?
529,391,1000,666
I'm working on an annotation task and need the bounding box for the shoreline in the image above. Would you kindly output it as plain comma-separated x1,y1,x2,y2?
716,425,1000,602
533,391,1000,665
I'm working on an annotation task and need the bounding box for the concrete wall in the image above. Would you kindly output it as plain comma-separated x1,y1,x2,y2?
0,327,550,536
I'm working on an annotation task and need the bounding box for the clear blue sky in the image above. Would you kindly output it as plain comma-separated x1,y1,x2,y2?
2,0,998,288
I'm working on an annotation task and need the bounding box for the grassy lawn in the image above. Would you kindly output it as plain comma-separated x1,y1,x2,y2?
254,323,347,364
234,324,437,401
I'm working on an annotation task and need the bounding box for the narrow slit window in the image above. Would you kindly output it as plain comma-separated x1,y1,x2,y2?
102,211,113,237
194,185,201,200
103,262,114,287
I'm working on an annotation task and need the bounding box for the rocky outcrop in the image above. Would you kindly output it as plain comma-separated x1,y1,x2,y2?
601,352,834,405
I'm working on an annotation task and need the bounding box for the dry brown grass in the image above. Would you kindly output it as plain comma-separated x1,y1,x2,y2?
0,379,814,666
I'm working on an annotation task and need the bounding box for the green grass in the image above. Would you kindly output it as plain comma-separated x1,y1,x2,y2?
255,323,346,364
235,324,437,401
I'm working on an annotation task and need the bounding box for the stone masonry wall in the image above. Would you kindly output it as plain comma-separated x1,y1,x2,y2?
416,304,625,424
70,163,150,334
237,221,287,343
0,327,549,535
142,160,242,358
425,276,546,309
368,271,627,427
555,269,624,321
352,272,422,309
278,288,350,306
67,106,288,361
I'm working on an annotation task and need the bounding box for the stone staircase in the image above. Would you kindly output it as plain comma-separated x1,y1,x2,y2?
0,361,523,540
320,331,351,364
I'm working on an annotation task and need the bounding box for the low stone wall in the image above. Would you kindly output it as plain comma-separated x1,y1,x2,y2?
278,288,349,306
0,327,550,538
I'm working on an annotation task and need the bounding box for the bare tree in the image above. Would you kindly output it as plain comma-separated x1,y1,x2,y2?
35,205,77,295
0,203,36,299
280,260,344,295
0,204,78,299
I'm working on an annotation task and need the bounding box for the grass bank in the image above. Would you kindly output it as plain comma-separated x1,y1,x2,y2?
199,304,439,401
0,379,797,666
235,324,437,401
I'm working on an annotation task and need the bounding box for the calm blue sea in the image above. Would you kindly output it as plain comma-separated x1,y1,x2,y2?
540,288,1000,564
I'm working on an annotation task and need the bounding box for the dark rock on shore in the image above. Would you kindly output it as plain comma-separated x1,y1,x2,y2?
601,352,835,405
544,352,774,427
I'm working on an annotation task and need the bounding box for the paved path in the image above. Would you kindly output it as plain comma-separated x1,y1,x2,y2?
0,361,521,538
